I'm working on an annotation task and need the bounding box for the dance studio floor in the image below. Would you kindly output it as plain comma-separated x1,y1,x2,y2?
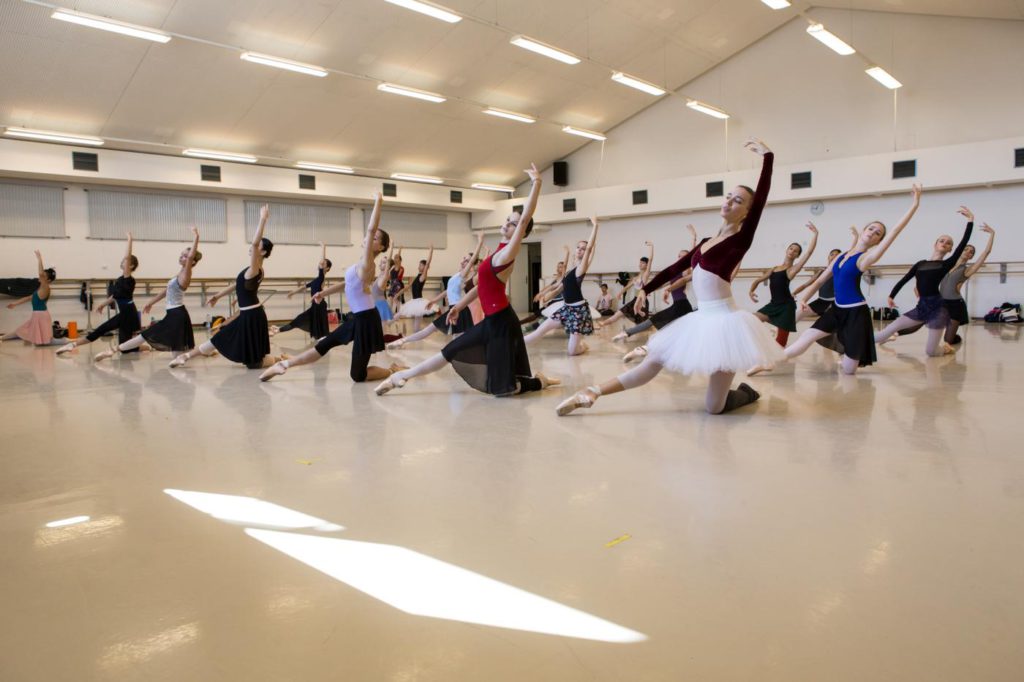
1,321,1023,681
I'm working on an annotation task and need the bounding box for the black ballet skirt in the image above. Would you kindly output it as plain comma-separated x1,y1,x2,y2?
286,300,329,338
650,297,693,330
944,299,969,325
141,306,195,352
621,296,649,323
433,306,474,334
757,270,797,331
808,298,833,316
211,269,271,369
86,275,141,352
441,306,532,396
314,307,385,358
812,304,877,367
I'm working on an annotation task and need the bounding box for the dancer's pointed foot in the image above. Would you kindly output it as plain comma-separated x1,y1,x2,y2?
535,372,561,389
556,386,599,416
259,361,288,382
168,354,189,368
622,345,647,363
93,349,116,362
55,341,76,355
747,363,771,377
611,331,627,343
386,338,405,350
268,325,280,337
374,375,407,396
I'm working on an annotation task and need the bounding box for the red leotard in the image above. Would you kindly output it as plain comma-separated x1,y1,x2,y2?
477,242,513,316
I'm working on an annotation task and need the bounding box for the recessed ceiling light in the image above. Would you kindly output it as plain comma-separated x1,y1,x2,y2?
806,23,856,56
240,52,328,77
391,173,444,184
50,8,171,43
3,127,104,146
471,183,515,192
562,126,607,141
611,72,665,96
377,83,447,103
685,99,730,119
865,66,903,89
295,162,355,174
482,108,536,124
384,0,462,24
182,149,257,163
510,35,580,65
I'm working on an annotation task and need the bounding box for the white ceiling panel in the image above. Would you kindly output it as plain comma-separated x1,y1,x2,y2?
2,0,1019,187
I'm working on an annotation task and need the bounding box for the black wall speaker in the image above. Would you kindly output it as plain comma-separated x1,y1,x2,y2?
553,161,569,186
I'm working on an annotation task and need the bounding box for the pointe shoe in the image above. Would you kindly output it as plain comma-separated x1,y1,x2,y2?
386,338,405,350
259,361,288,382
93,349,116,362
747,364,770,377
535,372,561,389
556,387,598,416
622,346,647,363
611,332,627,343
55,341,76,355
268,325,280,337
168,355,189,368
374,375,407,396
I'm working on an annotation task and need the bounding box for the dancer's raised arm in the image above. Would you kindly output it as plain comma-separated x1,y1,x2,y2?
578,217,599,276
748,269,773,303
247,205,269,279
122,232,134,278
788,222,818,278
359,193,384,282
35,250,50,301
860,184,922,270
947,206,975,265
460,234,485,281
965,224,996,278
492,163,541,268
179,226,200,290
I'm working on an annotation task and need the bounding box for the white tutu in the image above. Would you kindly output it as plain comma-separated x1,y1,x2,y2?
542,299,601,320
396,298,435,318
645,297,784,375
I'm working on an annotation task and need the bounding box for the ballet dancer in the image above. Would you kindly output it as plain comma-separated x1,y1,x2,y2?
595,283,614,317
395,245,436,328
170,205,282,369
749,222,818,345
557,138,781,416
259,193,402,383
595,242,653,328
748,185,924,376
940,223,995,344
387,236,484,349
2,250,56,346
374,164,558,397
56,232,141,355
612,224,698,360
95,227,202,361
387,249,405,308
523,217,600,356
273,242,331,340
875,206,975,356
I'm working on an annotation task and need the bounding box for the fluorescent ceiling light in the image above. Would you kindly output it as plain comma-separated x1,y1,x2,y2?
806,23,855,56
472,183,515,193
482,108,536,124
865,66,903,89
51,8,171,43
295,161,355,174
164,489,344,531
686,99,730,120
391,173,444,184
240,52,327,77
3,127,104,146
611,72,665,96
384,0,461,23
562,126,607,141
761,0,791,9
510,35,580,65
247,529,647,642
377,83,446,103
45,515,91,528
182,149,258,163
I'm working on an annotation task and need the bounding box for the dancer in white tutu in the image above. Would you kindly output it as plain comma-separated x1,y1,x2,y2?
557,138,781,416
523,217,600,356
394,245,435,327
386,235,484,349
748,185,923,376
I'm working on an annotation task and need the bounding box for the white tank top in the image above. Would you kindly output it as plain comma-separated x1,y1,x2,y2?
166,276,185,309
345,263,374,313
